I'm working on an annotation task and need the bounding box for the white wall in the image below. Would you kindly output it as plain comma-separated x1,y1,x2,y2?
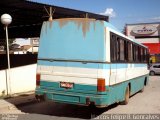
135,38,160,43
0,64,37,96
0,70,7,96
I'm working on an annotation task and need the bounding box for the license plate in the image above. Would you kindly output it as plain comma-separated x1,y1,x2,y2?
60,82,74,89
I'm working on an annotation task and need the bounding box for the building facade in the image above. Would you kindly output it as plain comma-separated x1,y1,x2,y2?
125,22,160,55
125,22,160,63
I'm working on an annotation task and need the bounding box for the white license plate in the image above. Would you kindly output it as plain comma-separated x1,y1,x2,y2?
60,82,74,89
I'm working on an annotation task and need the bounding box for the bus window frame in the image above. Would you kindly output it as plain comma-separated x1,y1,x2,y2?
110,32,148,63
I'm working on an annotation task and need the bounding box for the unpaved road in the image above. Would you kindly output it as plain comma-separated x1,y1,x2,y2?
1,76,160,119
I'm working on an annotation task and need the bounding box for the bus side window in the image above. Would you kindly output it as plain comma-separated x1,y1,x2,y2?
110,32,148,63
142,48,144,63
124,40,128,61
119,38,125,61
111,34,117,62
135,45,139,62
128,42,133,62
141,47,144,63
138,46,141,62
145,48,149,63
116,37,120,61
132,44,135,62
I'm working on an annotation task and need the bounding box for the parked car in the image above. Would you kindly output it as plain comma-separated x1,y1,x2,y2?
149,63,160,75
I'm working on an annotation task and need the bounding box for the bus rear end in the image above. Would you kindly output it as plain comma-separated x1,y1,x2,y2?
35,18,109,107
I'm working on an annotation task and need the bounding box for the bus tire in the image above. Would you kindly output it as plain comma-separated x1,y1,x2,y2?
121,86,129,105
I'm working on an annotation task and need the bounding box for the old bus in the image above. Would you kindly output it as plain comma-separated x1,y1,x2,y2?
35,18,149,108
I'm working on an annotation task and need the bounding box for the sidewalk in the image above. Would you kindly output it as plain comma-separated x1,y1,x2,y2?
0,99,21,113
0,92,36,114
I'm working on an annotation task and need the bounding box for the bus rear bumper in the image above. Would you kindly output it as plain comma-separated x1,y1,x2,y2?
35,89,108,107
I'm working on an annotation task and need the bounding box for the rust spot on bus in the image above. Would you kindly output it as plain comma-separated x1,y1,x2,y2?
49,20,53,29
53,18,100,38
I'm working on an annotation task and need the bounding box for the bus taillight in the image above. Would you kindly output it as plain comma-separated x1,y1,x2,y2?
97,78,106,92
36,74,41,86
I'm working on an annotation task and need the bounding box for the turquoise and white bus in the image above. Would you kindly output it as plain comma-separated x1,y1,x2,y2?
35,18,149,108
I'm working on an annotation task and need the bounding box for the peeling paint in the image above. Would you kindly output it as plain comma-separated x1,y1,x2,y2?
42,18,104,38
52,18,101,37
49,20,53,29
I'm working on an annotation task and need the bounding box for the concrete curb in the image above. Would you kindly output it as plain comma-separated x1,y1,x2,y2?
0,99,17,110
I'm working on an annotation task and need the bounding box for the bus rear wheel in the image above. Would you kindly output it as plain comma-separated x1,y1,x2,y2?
121,86,129,105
